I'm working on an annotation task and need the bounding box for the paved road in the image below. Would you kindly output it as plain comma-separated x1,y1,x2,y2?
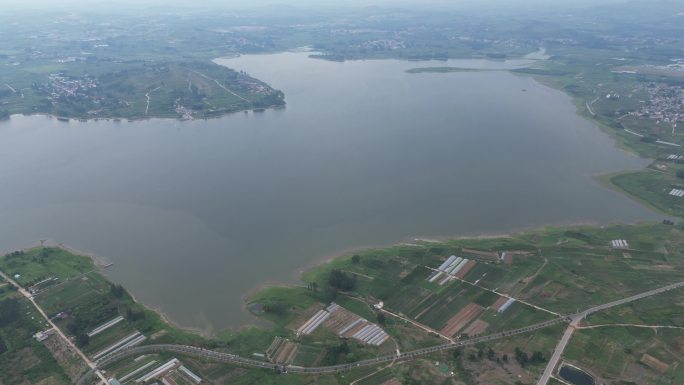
76,280,684,385
0,269,108,385
536,280,684,385
536,318,580,385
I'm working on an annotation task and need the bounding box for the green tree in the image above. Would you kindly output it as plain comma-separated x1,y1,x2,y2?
377,313,386,326
75,332,89,347
110,283,127,298
329,269,356,291
351,255,361,264
263,301,288,316
487,347,495,360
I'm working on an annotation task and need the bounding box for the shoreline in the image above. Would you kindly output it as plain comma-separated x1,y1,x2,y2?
294,216,654,276
3,216,657,337
1,51,673,336
519,67,677,220
593,171,676,219
0,241,215,338
1,103,286,125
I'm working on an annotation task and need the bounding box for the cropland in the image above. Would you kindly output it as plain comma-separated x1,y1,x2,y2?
1,222,683,385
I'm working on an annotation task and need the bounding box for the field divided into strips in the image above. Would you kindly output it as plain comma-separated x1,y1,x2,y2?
574,288,684,383
440,303,484,336
296,303,390,346
291,344,325,367
462,255,548,295
565,325,684,383
83,321,138,357
350,367,397,385
107,354,159,383
407,281,499,331
589,286,684,327
518,243,684,314
479,301,554,331
383,283,433,316
266,337,299,365
31,270,145,358
36,271,111,316
356,258,429,300
381,256,555,335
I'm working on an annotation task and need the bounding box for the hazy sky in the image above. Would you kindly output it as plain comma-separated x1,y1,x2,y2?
3,0,633,10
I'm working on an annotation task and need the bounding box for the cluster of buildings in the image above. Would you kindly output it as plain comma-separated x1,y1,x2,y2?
357,39,406,51
630,82,684,125
234,72,278,95
43,73,98,102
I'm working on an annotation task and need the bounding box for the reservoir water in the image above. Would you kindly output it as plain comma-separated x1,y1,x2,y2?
0,52,659,333
559,364,596,385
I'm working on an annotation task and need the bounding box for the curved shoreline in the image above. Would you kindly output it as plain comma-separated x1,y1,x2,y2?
0,52,671,337
2,215,657,338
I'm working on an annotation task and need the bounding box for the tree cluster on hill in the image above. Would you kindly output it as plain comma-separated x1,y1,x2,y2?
323,341,350,365
125,307,146,322
66,319,90,347
514,347,546,367
109,283,128,299
262,301,288,316
328,269,356,291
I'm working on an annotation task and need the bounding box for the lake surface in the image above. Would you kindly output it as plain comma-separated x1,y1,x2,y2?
0,52,659,334
559,364,596,385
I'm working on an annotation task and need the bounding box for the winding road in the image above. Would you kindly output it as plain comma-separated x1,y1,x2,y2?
73,279,684,385
77,318,565,384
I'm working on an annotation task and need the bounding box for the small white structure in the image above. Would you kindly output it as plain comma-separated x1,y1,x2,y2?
610,240,630,249
296,309,331,336
179,365,202,383
118,361,157,383
136,358,179,383
34,331,49,342
427,255,470,286
669,188,684,197
498,298,516,313
92,331,146,360
87,315,124,337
